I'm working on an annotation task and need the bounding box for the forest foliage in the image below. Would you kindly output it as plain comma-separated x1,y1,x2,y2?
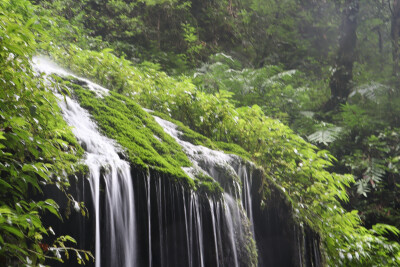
0,0,93,265
1,0,400,265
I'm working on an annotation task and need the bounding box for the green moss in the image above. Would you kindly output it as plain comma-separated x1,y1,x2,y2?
152,111,251,160
214,141,251,160
243,221,258,267
56,79,198,188
57,77,250,198
151,111,215,146
194,172,223,198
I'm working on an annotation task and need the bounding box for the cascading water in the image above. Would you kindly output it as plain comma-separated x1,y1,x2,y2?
32,56,109,96
144,174,152,267
33,57,137,267
191,193,205,267
152,116,255,266
238,166,255,235
208,198,220,267
223,193,240,267
57,96,137,267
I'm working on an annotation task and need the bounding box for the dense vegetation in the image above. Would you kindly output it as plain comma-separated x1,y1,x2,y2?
1,0,400,265
0,1,92,265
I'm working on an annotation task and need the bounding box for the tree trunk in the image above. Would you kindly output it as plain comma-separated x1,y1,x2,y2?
391,0,400,77
324,0,359,111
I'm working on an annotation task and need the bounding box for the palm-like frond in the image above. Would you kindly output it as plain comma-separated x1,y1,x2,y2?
349,82,392,103
307,124,342,145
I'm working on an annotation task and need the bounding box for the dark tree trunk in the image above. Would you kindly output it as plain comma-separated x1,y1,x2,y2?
324,0,359,111
378,27,383,55
391,0,400,77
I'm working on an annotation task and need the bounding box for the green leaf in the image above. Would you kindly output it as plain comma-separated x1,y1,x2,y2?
0,179,12,190
0,206,13,214
372,224,400,236
2,225,24,238
43,200,61,219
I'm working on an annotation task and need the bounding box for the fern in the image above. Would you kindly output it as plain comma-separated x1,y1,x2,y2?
355,158,385,196
299,111,315,118
349,82,392,103
372,223,400,236
356,179,371,197
307,123,342,145
363,158,385,188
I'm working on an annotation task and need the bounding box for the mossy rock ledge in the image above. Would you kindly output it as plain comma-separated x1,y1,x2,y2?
49,76,322,267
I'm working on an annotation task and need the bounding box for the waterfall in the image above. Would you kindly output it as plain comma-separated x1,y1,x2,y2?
57,95,137,267
223,194,240,267
208,199,220,267
152,116,243,195
32,56,109,97
145,174,152,267
33,57,137,267
155,177,164,267
153,115,255,266
32,56,322,267
191,193,205,267
238,164,255,235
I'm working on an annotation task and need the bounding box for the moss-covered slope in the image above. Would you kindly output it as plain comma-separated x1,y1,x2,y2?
55,77,229,196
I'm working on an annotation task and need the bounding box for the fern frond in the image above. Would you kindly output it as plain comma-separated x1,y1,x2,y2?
372,224,400,236
356,179,370,197
307,125,342,145
299,111,315,118
363,158,385,188
349,82,392,103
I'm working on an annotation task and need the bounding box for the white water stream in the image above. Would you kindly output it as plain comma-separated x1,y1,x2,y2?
33,57,137,267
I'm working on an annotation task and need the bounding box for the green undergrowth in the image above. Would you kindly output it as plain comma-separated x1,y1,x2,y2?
0,0,93,265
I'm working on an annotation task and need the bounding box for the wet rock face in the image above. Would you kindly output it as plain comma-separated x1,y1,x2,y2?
132,170,257,267
40,175,94,267
248,167,323,267
47,163,322,267
143,116,322,267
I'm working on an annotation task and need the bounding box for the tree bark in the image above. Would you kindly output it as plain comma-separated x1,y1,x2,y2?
324,0,359,111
